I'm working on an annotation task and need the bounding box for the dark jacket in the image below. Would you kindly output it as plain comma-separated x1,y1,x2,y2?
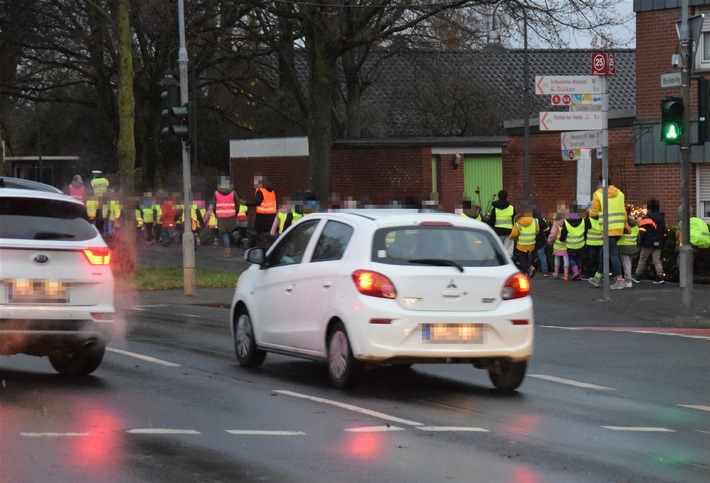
639,211,667,248
533,212,549,250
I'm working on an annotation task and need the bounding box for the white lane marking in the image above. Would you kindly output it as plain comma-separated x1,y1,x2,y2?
602,426,675,432
345,426,404,433
679,404,710,412
540,325,710,341
226,430,306,436
274,390,424,427
21,432,89,437
416,426,489,432
126,429,201,435
107,347,181,367
528,374,615,391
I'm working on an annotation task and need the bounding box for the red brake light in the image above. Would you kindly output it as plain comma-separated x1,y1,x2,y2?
502,272,530,300
83,247,112,265
352,270,397,299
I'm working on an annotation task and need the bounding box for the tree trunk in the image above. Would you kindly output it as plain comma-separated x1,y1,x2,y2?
306,46,337,205
115,0,136,275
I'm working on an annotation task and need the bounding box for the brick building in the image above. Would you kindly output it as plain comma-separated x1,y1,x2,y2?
230,2,710,222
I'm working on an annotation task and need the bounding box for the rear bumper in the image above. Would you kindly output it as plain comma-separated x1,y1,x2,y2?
0,318,114,356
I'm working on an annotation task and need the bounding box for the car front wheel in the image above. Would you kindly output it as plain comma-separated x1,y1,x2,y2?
327,322,362,388
234,306,266,367
488,359,527,392
48,341,105,377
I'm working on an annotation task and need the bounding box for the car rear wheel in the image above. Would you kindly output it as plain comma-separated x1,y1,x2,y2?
48,341,105,377
488,359,527,392
234,306,266,367
327,322,362,388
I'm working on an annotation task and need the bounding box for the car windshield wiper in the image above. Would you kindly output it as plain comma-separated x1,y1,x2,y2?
408,258,464,273
34,232,76,240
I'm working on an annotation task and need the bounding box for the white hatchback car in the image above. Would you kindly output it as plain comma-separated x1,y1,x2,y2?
230,210,533,391
0,177,114,376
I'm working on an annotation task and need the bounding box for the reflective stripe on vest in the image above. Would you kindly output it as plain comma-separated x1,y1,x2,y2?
618,225,639,247
586,217,602,246
256,188,277,215
215,191,237,218
494,205,514,229
515,219,537,247
563,221,585,250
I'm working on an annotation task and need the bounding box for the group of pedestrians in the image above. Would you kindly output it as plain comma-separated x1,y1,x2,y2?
485,181,669,290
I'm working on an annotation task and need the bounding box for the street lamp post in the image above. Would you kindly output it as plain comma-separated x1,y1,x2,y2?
484,0,530,204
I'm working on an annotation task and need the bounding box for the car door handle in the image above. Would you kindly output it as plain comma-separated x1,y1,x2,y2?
285,284,294,293
322,282,332,289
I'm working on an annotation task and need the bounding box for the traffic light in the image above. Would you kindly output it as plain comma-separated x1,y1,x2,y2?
661,97,683,144
166,103,189,139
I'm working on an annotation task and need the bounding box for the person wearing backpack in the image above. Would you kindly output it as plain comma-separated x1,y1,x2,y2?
635,199,667,284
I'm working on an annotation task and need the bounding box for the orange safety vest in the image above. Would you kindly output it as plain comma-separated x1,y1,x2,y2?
255,188,277,215
215,191,237,218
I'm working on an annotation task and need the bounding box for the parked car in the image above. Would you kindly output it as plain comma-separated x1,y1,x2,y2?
229,209,533,391
0,177,114,376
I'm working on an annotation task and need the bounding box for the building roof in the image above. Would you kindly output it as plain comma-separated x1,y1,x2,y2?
357,49,636,138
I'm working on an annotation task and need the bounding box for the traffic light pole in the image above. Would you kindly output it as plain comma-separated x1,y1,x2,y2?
679,1,693,315
178,0,195,296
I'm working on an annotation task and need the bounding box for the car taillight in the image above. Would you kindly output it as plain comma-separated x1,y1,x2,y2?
83,247,111,265
352,270,397,299
502,272,530,300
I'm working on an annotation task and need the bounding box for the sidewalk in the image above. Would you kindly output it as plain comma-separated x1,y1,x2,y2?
131,241,710,327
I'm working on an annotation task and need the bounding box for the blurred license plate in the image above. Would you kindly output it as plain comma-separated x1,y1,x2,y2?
422,324,483,344
9,279,69,303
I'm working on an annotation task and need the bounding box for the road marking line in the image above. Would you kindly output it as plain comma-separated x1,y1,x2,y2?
107,347,181,367
226,430,306,436
540,325,710,340
416,426,489,432
345,426,404,432
602,426,675,432
21,432,89,437
678,404,710,412
274,390,424,427
528,374,615,391
126,429,201,435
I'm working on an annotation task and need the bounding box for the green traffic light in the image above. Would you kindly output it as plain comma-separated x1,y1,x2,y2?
665,124,680,140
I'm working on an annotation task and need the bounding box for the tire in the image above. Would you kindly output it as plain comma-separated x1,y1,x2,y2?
234,306,266,367
327,322,362,388
48,341,105,377
488,359,527,392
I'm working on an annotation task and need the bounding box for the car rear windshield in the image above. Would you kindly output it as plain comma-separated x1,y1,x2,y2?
0,197,97,241
372,226,507,267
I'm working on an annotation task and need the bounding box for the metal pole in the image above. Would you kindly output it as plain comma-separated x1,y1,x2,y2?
601,76,610,299
488,0,530,203
178,0,195,295
522,6,530,204
679,0,693,315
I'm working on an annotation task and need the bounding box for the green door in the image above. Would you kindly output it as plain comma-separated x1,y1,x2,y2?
463,154,502,216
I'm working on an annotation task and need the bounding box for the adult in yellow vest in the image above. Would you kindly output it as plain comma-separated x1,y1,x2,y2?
588,178,629,290
487,190,516,256
90,170,109,197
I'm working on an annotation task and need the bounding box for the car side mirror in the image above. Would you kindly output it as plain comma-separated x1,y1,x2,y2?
245,247,265,265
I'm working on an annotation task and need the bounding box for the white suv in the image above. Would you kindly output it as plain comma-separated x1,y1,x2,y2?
0,177,114,376
230,209,533,391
